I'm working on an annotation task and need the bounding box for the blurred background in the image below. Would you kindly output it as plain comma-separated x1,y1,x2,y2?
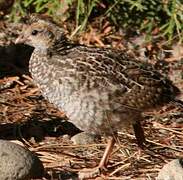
1,0,183,43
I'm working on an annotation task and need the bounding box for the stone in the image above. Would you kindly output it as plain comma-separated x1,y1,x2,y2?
157,159,183,180
0,140,44,180
71,132,100,145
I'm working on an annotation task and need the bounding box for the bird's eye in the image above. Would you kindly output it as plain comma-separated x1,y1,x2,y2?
31,30,38,36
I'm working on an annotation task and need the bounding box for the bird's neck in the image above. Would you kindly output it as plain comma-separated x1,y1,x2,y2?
29,48,51,90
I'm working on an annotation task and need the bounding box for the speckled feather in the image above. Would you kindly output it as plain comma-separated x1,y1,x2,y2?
17,17,180,135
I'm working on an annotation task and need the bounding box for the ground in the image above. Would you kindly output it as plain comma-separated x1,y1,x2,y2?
0,21,183,180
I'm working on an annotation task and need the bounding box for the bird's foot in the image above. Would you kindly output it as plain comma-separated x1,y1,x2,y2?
78,166,107,179
78,137,115,179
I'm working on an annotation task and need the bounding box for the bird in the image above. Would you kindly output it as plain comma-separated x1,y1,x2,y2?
15,15,181,179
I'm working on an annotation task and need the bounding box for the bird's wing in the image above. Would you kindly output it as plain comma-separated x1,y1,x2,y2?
49,45,179,110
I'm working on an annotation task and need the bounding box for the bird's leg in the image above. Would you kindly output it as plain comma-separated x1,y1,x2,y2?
98,136,116,168
133,121,145,148
79,136,116,179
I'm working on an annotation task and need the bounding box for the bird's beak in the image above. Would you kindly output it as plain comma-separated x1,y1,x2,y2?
15,35,26,44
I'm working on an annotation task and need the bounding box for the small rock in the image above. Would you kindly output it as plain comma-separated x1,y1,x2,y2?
0,140,44,180
157,159,183,180
71,132,100,145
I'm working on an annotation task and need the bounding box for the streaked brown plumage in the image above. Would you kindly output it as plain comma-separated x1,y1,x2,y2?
15,16,180,179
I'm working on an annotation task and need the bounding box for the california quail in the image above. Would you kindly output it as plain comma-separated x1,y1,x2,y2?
15,16,180,179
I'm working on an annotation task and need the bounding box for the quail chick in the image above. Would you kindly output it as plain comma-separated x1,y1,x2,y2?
15,16,180,179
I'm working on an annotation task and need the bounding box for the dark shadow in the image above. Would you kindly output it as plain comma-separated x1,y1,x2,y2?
0,114,81,142
0,44,33,77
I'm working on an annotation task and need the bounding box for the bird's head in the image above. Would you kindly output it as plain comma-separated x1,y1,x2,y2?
15,15,67,51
